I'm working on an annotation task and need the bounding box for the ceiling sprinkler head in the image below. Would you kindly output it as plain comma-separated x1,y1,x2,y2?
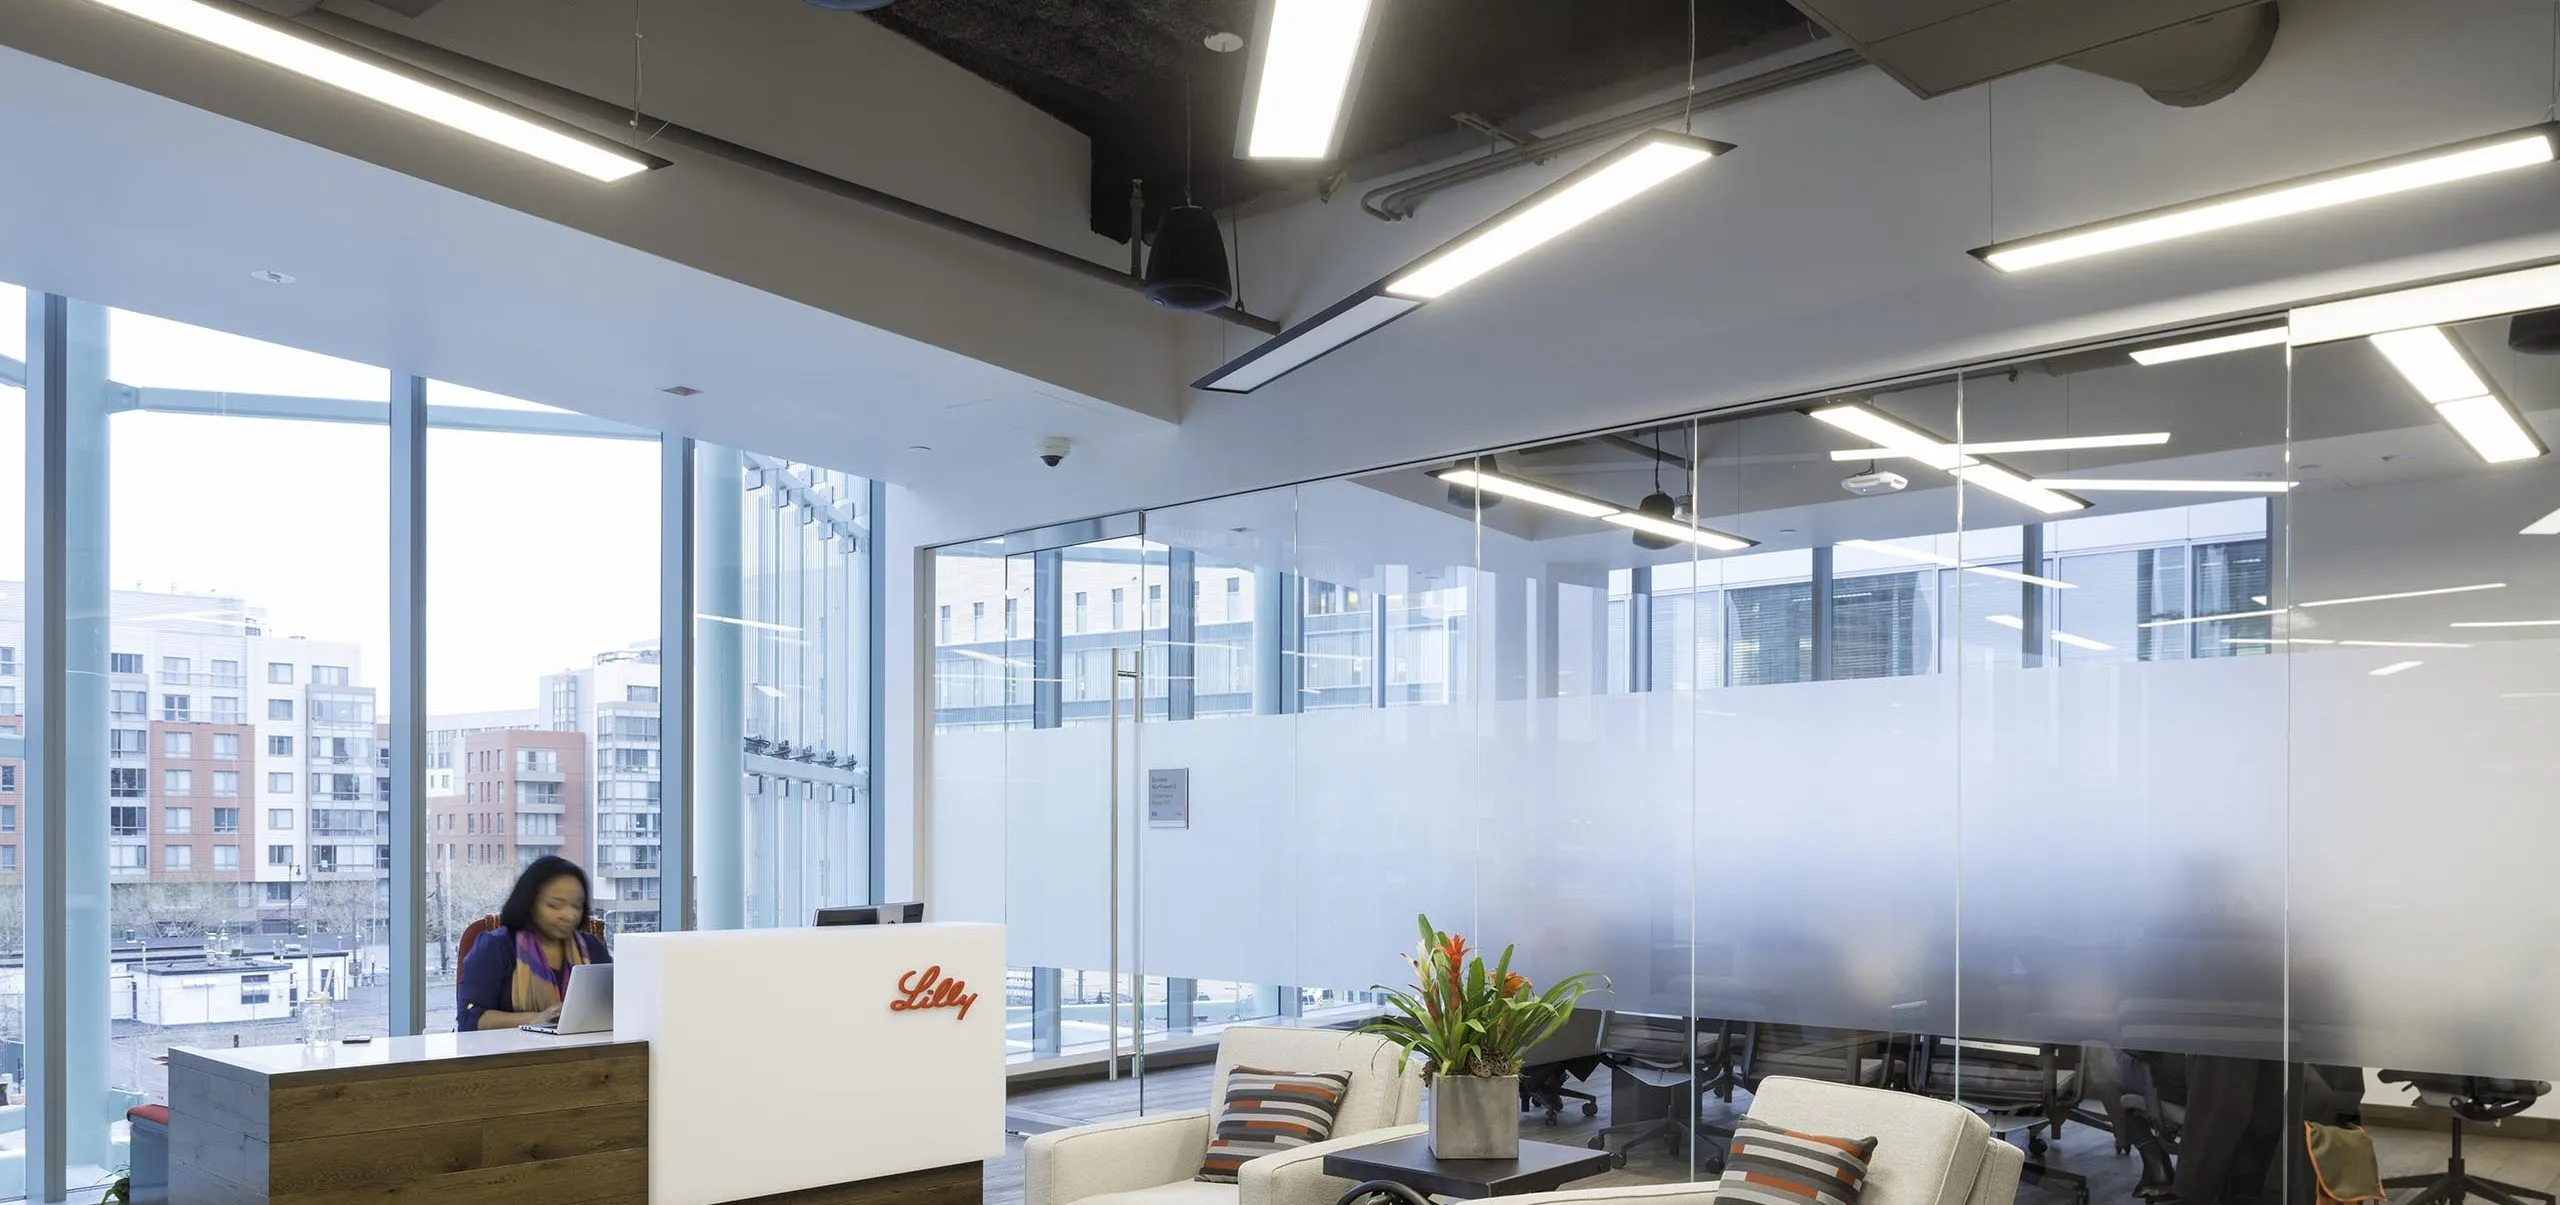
1204,31,1245,52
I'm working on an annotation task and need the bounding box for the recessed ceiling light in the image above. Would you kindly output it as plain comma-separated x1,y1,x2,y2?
2051,631,2114,652
660,385,703,397
79,0,664,182
2128,326,2290,365
1973,125,2559,273
2336,639,2470,648
248,269,296,285
1239,0,1381,158
2523,505,2560,535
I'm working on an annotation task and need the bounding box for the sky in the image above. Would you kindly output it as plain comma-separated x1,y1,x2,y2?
0,286,662,715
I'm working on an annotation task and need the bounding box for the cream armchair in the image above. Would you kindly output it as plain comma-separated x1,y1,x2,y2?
1507,1076,2024,1205
1024,1026,1427,1205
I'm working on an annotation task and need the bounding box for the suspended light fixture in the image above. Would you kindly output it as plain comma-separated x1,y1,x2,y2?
1196,129,1733,393
1428,464,1753,551
78,0,666,182
1973,124,2560,273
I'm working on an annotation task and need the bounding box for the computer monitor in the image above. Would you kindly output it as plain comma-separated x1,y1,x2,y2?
815,901,924,927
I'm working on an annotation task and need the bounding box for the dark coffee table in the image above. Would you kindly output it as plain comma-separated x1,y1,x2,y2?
1323,1133,1614,1200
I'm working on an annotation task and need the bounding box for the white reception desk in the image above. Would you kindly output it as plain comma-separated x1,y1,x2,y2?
614,921,1007,1205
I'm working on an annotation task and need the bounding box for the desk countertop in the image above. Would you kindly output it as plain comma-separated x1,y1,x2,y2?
171,1027,630,1083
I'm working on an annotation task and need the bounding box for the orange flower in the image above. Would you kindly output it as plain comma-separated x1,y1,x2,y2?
1503,972,1529,997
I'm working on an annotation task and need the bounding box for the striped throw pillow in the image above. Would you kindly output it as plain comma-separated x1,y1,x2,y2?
1195,1066,1353,1184
1716,1117,1878,1205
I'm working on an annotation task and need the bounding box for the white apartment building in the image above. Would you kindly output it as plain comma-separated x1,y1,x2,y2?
538,645,663,930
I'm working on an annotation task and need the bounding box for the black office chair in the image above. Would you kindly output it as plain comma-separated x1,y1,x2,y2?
1519,1007,1605,1126
2378,1072,2558,1205
1912,1038,2092,1205
1584,1012,1741,1170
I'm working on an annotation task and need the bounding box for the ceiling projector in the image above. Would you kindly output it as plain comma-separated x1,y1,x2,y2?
1841,468,1910,496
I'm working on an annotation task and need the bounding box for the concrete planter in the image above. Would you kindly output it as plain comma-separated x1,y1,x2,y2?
1430,1073,1521,1160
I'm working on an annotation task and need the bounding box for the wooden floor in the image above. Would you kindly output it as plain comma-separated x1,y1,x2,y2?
994,1066,2560,1205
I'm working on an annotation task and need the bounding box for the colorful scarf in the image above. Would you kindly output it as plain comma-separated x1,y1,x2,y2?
508,927,593,1014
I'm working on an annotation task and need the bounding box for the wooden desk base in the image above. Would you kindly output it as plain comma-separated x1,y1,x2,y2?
171,1037,648,1205
728,1161,985,1205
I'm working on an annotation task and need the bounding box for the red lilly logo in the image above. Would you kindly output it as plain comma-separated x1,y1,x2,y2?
892,966,978,1020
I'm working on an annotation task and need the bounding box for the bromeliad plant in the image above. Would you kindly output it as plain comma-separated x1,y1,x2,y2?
1363,914,1603,1082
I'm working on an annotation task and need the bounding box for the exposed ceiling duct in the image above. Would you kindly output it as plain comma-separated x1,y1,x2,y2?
1784,0,2279,105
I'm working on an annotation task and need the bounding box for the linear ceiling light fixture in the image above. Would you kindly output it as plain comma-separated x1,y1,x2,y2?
1972,125,2559,273
2452,619,2560,627
1238,0,1384,160
1430,466,1755,550
1838,539,2074,589
1827,433,2170,460
2524,506,2560,535
82,0,665,182
1198,129,1731,392
1807,403,2091,514
2128,326,2291,365
2027,478,2297,493
2369,660,2425,676
1385,131,1730,299
2366,325,2548,463
2293,261,2560,346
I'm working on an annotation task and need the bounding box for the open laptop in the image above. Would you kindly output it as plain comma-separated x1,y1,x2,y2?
520,963,615,1036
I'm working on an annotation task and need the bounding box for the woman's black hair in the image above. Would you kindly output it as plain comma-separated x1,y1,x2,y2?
498,855,592,934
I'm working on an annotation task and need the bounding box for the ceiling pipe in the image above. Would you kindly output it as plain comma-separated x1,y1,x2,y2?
293,9,1284,335
1359,48,1867,221
2062,3,2279,107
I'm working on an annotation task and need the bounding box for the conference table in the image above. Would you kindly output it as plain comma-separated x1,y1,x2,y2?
167,922,1005,1205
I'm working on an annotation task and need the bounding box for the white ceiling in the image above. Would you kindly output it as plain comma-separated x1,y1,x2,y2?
8,0,2560,560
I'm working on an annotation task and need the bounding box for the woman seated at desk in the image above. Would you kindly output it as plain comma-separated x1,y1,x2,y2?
458,854,613,1031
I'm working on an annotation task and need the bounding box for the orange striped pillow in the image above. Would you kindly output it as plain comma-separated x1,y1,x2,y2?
1716,1117,1878,1205
1195,1067,1353,1183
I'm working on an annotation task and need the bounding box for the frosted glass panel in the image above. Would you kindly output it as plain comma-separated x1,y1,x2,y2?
1954,356,2293,1063
1291,477,1479,993
1137,492,1297,988
1694,396,1960,1040
2289,317,2560,1079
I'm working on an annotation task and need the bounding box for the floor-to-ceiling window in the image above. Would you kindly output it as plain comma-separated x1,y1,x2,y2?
93,308,391,1155
0,291,877,1198
426,384,660,957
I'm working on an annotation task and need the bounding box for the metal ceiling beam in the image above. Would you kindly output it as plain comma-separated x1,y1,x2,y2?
294,9,1284,336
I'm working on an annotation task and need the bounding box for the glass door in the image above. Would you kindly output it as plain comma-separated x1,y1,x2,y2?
989,515,1167,1112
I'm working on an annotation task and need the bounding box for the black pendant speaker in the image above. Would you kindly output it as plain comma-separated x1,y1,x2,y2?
1144,205,1235,312
1630,491,1681,551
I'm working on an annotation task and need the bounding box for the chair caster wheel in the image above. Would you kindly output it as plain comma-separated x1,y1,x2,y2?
1582,1102,1599,1117
1588,1137,1607,1151
1542,1116,1559,1128
1704,1158,1727,1176
1610,1152,1629,1169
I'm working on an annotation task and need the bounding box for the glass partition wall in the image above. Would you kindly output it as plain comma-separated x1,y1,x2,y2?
0,291,880,1199
933,265,2560,1193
